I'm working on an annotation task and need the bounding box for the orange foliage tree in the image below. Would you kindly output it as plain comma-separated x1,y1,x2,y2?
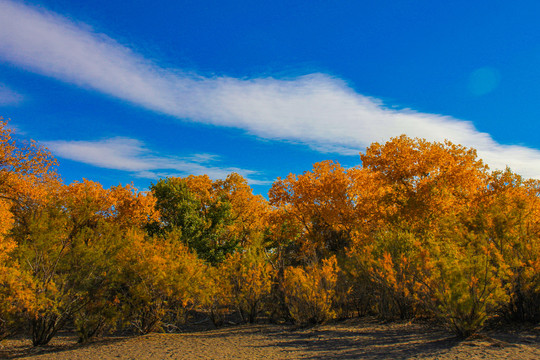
116,229,208,334
269,160,358,263
0,119,57,340
221,246,274,323
282,256,339,325
478,169,540,322
355,136,518,335
10,179,158,345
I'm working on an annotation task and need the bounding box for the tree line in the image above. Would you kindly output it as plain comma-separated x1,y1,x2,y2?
0,119,538,346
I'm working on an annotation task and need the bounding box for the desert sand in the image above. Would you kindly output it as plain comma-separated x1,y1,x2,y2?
1,318,538,359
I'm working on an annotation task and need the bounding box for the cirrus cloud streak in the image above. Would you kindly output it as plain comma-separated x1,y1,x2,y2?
0,83,23,106
45,137,270,185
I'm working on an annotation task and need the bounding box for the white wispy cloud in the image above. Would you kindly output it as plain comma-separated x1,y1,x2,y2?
1,0,539,178
45,137,270,185
0,83,23,106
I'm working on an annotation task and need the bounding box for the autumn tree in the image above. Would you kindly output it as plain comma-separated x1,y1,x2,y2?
222,246,274,323
359,135,489,232
0,119,58,340
115,229,208,334
355,136,514,335
478,169,540,322
269,161,389,318
0,197,34,340
269,160,358,263
282,256,339,325
10,179,157,345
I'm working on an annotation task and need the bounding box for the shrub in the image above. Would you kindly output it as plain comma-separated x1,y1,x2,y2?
282,256,338,325
413,230,511,338
223,248,274,323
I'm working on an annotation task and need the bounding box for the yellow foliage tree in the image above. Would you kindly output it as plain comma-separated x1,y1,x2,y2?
222,247,274,323
116,229,208,334
0,119,57,340
282,256,338,325
269,161,358,263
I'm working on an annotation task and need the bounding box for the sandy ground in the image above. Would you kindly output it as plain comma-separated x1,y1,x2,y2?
1,319,538,359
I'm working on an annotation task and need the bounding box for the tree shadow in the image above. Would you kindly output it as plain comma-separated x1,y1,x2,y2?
0,332,132,359
256,319,462,359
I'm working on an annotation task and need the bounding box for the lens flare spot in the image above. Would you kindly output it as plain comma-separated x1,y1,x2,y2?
468,67,500,96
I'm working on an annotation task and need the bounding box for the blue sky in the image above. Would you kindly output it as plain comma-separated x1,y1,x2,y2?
1,0,540,195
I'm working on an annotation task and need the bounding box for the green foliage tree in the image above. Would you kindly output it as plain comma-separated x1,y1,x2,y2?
148,177,237,264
